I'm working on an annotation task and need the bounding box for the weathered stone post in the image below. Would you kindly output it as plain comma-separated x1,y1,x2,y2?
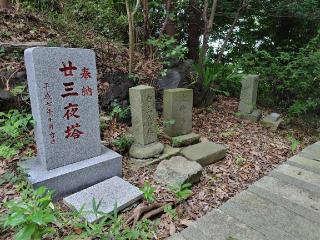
238,75,261,122
129,85,164,158
163,88,200,147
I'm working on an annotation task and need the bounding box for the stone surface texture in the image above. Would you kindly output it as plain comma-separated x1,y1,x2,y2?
154,156,202,187
171,141,320,240
238,109,261,122
238,74,259,114
20,146,122,200
261,113,282,131
129,142,164,159
64,176,142,222
171,132,200,147
163,88,193,137
25,47,101,170
181,142,227,166
129,85,158,145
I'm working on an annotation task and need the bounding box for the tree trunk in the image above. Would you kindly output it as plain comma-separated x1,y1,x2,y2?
142,0,151,55
0,0,9,9
125,0,134,75
216,0,247,63
200,0,218,64
187,3,202,61
159,0,172,37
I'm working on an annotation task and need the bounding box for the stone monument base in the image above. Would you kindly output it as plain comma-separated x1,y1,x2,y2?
171,132,201,147
238,109,261,122
129,142,164,159
20,145,122,201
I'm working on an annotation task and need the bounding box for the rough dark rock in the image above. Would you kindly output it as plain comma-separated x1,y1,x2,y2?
157,59,194,90
0,89,15,111
99,72,134,110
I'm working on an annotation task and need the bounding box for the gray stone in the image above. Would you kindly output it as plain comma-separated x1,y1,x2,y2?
181,142,227,166
19,146,122,200
25,47,101,170
238,74,259,114
158,69,182,90
129,85,158,145
154,156,202,187
287,155,320,175
129,145,180,167
273,164,320,188
63,176,142,222
269,112,281,121
179,209,266,240
221,191,319,240
163,88,193,137
299,141,320,161
171,132,200,147
129,85,164,158
129,142,164,159
261,113,282,131
238,109,261,122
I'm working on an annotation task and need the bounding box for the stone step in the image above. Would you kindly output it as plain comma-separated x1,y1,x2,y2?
286,155,320,175
181,142,227,166
248,185,320,224
272,164,320,188
299,141,320,161
250,176,320,221
63,176,142,222
176,209,267,240
220,191,320,240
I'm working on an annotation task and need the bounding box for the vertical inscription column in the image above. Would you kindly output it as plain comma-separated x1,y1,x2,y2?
129,85,164,159
163,88,193,137
238,75,259,114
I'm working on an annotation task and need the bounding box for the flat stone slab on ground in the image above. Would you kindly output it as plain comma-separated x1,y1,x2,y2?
20,146,122,200
220,191,319,240
129,145,180,168
175,209,266,240
181,142,227,166
64,176,142,223
129,142,164,159
273,164,320,187
286,155,320,175
261,113,282,131
154,156,202,187
171,132,200,147
299,141,320,161
238,109,261,122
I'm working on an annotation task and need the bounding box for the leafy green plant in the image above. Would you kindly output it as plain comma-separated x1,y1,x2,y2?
110,104,131,122
288,134,300,153
66,202,157,240
235,156,247,166
1,186,57,240
170,183,193,202
0,110,34,159
147,35,188,63
140,181,156,203
164,204,177,220
113,134,134,152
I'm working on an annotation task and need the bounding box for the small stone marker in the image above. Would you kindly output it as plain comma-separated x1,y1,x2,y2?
20,47,122,199
154,156,202,187
181,142,227,166
129,85,164,159
64,176,143,222
163,88,200,146
261,112,282,131
238,75,261,122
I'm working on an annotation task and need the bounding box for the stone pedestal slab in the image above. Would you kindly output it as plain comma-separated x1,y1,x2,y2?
20,146,122,200
64,176,142,222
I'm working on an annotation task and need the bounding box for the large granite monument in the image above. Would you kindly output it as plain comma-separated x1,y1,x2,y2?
129,85,164,159
163,88,200,147
238,75,261,122
21,47,123,200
